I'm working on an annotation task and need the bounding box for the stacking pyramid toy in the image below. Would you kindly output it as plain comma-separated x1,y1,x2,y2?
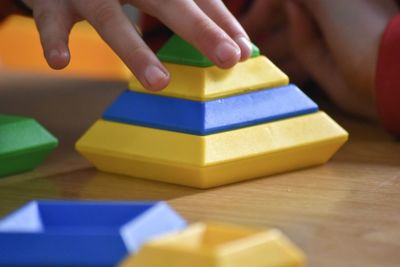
0,114,58,177
76,35,348,188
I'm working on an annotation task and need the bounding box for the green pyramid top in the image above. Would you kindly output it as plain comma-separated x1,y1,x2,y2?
0,114,58,158
0,114,58,177
156,35,260,67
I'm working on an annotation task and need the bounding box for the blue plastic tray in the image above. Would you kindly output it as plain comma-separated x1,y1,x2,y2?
0,200,186,266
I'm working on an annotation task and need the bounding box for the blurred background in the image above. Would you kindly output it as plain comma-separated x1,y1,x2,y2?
0,5,140,81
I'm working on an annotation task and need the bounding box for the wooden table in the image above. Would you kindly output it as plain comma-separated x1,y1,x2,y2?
1,73,399,267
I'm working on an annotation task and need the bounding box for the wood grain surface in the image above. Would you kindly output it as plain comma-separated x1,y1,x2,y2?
0,72,399,267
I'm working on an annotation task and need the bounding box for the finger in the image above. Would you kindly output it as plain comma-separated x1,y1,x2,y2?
194,0,252,61
134,0,241,69
32,0,74,69
74,0,169,91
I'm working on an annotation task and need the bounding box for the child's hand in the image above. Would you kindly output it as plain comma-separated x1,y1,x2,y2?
285,0,398,119
242,0,398,119
24,0,253,91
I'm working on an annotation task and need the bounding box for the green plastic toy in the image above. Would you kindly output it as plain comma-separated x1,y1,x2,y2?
0,114,58,177
156,35,260,67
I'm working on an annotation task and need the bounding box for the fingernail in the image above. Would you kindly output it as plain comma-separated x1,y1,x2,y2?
215,42,241,66
235,36,252,60
47,49,60,59
46,48,70,69
144,65,168,90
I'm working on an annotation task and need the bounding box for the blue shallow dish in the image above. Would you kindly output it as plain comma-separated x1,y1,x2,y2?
0,200,186,267
103,84,319,135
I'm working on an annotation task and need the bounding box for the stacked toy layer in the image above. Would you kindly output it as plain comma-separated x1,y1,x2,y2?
0,114,58,177
76,35,348,188
0,200,306,267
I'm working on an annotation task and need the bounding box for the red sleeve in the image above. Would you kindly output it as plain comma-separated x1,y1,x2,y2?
376,14,400,136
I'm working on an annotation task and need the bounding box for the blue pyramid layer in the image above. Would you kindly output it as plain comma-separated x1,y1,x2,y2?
103,84,318,135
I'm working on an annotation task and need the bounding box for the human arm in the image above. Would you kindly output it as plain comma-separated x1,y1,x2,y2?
242,0,400,136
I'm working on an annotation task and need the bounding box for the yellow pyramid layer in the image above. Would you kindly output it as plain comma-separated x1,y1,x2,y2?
119,222,305,267
129,56,289,100
76,112,348,188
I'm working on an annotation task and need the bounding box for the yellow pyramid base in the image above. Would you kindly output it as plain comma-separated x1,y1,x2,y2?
76,112,348,188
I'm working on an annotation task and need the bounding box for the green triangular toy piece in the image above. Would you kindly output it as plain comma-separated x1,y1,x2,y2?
0,114,58,177
156,35,260,67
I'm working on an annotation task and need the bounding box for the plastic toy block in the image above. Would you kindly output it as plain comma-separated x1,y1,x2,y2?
0,200,186,266
0,15,130,80
104,85,318,135
156,34,260,67
0,114,58,177
76,111,348,188
0,233,129,267
120,222,306,267
129,56,289,101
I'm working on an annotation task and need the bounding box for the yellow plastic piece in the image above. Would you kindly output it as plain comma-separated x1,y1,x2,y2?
119,222,306,267
0,15,130,80
129,56,289,100
76,112,348,188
